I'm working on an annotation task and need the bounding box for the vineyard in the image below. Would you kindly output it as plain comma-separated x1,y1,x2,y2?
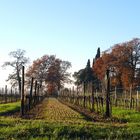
0,50,140,139
59,85,140,116
0,86,20,104
1,0,140,139
0,41,140,140
1,97,140,139
0,62,140,139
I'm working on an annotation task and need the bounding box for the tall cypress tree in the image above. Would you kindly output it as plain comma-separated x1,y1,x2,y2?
85,59,94,83
95,47,100,60
92,58,95,69
94,47,101,90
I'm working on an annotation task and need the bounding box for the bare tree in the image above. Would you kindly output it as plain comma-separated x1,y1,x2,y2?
3,49,29,95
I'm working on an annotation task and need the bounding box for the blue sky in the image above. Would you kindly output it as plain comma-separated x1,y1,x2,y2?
0,0,140,86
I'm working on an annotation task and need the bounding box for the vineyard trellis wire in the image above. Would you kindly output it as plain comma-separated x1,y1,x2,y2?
20,66,47,116
0,66,47,117
59,83,140,117
0,86,20,104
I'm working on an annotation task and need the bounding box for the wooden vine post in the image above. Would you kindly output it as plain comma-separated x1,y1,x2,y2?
83,82,86,108
105,69,111,117
29,77,34,110
34,80,37,104
5,85,7,103
37,84,40,102
129,85,132,109
11,87,13,102
20,66,25,117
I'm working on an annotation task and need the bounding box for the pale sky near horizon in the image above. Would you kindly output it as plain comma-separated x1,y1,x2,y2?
0,0,140,87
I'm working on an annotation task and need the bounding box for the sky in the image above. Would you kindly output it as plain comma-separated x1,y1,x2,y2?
0,0,140,87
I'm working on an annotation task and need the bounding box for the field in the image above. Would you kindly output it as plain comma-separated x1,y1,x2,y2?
0,98,140,139
0,102,20,115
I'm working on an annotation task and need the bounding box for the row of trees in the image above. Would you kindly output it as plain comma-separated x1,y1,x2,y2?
26,55,71,94
3,38,140,95
94,38,140,90
73,47,101,90
74,38,140,91
3,49,71,95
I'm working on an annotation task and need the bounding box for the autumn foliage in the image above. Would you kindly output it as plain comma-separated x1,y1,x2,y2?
93,38,140,90
26,55,71,94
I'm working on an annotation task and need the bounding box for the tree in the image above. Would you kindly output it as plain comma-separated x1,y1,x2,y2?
85,59,94,83
73,59,95,108
3,49,29,94
26,55,71,94
73,69,86,86
73,59,94,88
46,58,61,93
95,47,100,60
110,38,140,89
92,48,102,90
26,55,55,86
94,38,140,90
46,59,71,93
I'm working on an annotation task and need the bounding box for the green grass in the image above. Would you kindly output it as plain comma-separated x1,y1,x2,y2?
0,99,140,139
0,116,140,140
0,102,20,115
112,107,140,123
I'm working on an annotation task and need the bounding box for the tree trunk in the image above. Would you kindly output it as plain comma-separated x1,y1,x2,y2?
34,80,37,104
17,67,21,95
29,77,34,110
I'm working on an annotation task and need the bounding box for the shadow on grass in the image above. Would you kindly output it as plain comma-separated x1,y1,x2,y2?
0,107,20,116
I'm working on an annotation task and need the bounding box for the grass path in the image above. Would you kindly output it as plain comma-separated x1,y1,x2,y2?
36,97,89,124
0,102,20,115
1,98,140,139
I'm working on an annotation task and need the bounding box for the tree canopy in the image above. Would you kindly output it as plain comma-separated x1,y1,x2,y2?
3,49,29,94
93,38,140,90
73,59,94,87
26,55,71,94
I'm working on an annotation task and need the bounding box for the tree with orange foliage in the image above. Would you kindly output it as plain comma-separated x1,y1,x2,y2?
94,38,140,90
93,51,116,89
111,38,140,89
26,55,71,94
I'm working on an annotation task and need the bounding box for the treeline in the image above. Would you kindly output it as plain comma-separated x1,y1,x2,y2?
0,86,20,103
3,49,71,96
74,38,140,91
3,38,140,96
26,55,71,95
